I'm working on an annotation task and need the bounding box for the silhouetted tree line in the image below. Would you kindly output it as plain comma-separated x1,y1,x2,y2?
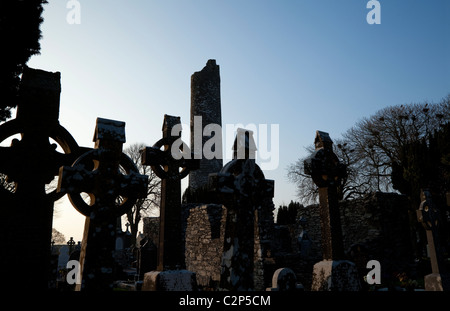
393,122,450,206
0,0,47,121
277,200,302,225
392,121,450,257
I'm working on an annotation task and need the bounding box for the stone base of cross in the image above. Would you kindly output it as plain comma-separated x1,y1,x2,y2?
424,273,450,291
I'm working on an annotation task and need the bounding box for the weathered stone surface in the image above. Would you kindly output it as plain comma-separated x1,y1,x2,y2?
311,260,361,291
142,270,197,291
266,268,302,291
424,273,450,291
184,204,226,288
189,59,223,190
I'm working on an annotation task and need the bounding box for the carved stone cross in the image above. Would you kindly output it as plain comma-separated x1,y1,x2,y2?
0,67,84,289
58,118,148,290
417,189,450,290
304,131,347,260
141,114,199,271
209,129,274,291
67,237,76,254
304,131,361,291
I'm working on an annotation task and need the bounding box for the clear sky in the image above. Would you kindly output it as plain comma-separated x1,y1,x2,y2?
23,0,450,243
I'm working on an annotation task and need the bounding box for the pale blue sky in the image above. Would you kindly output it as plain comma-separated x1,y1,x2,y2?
25,0,450,242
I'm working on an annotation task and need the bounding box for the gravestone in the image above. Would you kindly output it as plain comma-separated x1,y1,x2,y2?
137,237,157,281
141,114,199,290
298,219,313,259
304,131,361,291
58,118,148,291
209,128,274,291
266,268,302,291
417,189,450,291
57,245,70,272
189,59,223,190
0,67,85,289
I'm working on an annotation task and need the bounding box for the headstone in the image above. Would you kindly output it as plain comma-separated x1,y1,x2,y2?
58,117,148,291
57,245,70,272
298,230,313,259
297,216,313,258
141,115,199,290
69,242,81,262
304,131,361,291
416,189,450,291
142,270,197,291
209,129,274,291
266,268,303,291
137,238,157,281
0,67,85,289
189,59,223,190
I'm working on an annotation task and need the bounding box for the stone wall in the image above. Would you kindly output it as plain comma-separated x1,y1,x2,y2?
183,204,226,288
294,191,416,288
143,202,275,290
297,192,413,257
182,203,274,290
143,192,416,290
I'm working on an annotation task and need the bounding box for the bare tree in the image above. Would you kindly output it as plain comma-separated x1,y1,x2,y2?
288,95,450,204
51,228,66,244
122,143,161,247
342,96,450,192
287,138,360,205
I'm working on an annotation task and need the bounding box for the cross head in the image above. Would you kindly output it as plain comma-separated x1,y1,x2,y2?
209,128,274,290
304,130,347,260
58,117,148,290
141,114,199,271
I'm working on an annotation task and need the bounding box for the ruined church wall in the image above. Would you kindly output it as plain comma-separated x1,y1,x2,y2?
143,203,272,290
297,192,412,255
295,191,415,284
184,203,275,290
183,204,226,288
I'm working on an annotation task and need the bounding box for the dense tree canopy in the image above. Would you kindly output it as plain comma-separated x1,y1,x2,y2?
277,200,302,225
